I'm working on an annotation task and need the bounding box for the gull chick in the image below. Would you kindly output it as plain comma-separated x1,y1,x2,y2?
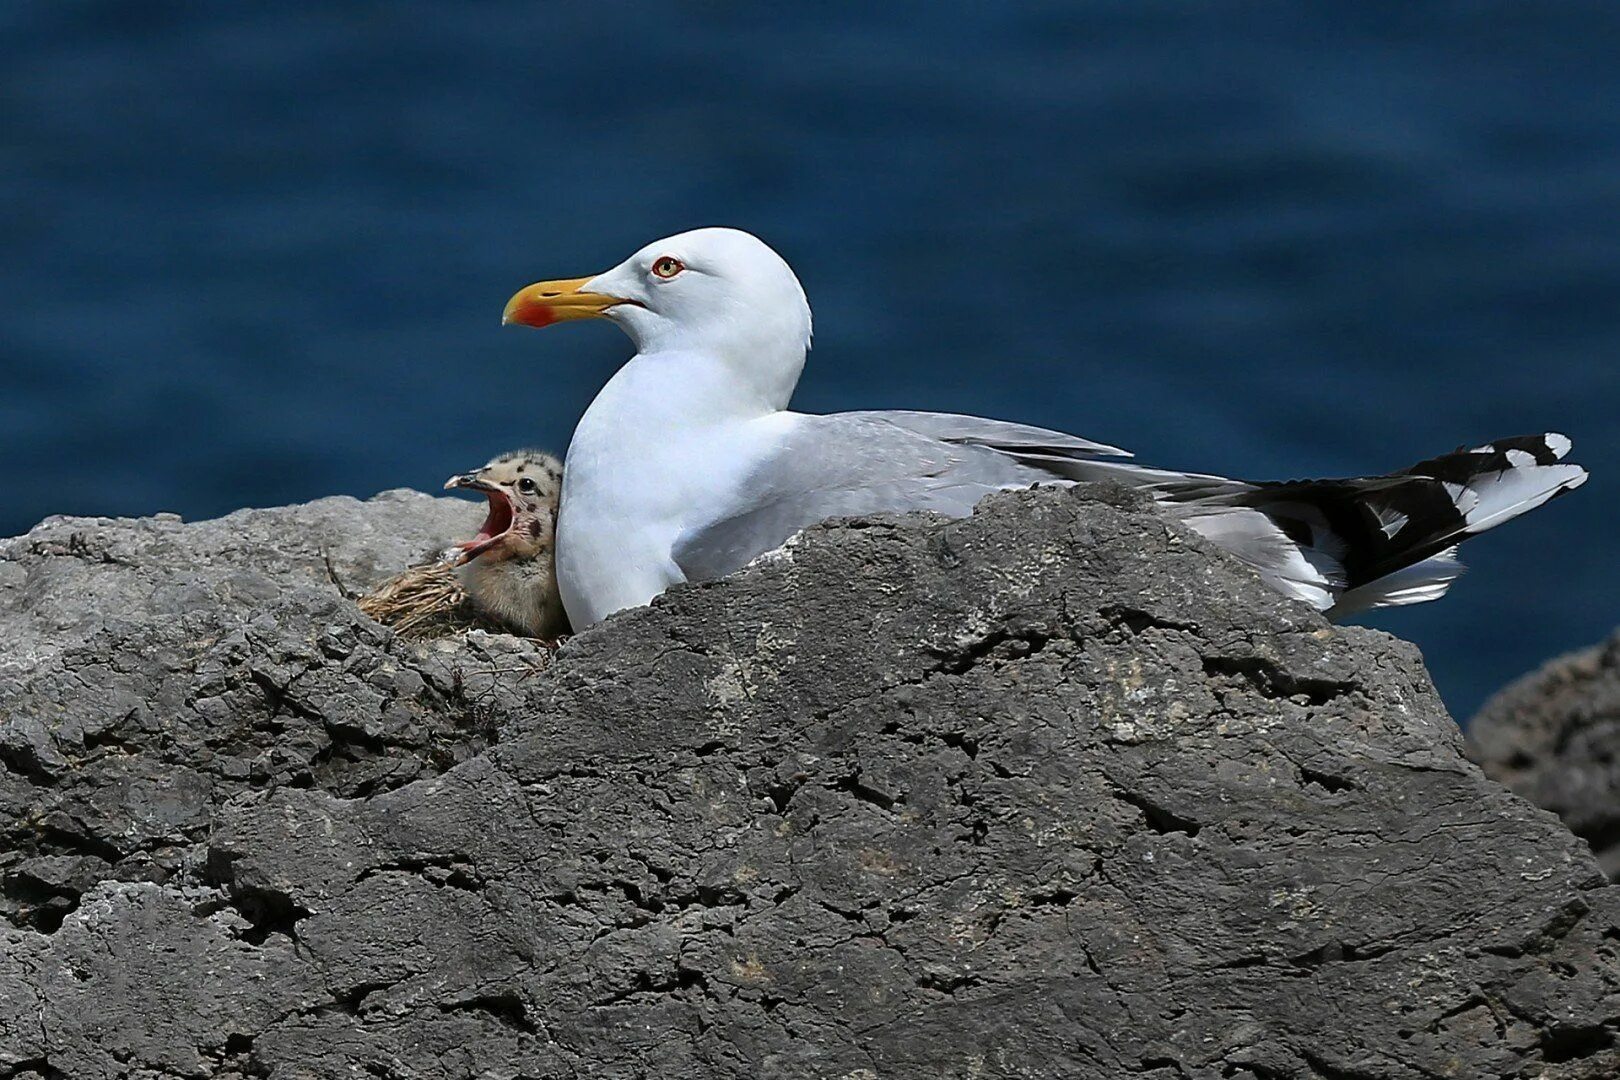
444,450,568,639
503,227,1587,628
360,450,567,640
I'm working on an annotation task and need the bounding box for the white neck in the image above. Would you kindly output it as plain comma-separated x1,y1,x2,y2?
609,297,810,414
582,348,788,433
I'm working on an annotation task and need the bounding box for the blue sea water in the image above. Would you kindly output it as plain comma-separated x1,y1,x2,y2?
1,2,1616,718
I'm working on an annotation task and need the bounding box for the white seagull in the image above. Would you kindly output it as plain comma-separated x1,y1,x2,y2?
503,227,1587,630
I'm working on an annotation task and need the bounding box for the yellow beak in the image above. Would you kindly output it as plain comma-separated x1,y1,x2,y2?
502,275,621,328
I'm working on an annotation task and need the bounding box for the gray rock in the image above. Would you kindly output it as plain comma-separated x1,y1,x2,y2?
1470,631,1620,880
1,485,1616,1079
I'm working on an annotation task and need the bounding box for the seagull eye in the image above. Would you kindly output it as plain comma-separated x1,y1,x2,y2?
651,256,684,280
517,477,538,494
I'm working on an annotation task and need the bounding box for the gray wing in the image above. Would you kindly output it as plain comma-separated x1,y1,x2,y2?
850,410,1133,460
670,409,1256,584
854,410,1248,498
671,412,1052,582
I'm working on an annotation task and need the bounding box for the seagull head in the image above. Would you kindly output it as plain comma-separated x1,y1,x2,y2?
503,228,812,404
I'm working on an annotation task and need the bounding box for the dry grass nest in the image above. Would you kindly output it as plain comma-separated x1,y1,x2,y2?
358,560,513,640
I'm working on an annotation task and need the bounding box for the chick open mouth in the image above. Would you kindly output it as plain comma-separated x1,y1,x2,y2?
449,484,513,563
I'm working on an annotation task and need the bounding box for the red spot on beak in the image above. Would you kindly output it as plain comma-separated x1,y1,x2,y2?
502,276,615,328
502,293,558,328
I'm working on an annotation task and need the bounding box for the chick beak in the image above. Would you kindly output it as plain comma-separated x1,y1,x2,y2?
502,275,622,328
444,473,496,494
444,474,516,565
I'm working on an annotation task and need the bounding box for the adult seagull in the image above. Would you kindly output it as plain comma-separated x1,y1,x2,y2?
503,228,1586,629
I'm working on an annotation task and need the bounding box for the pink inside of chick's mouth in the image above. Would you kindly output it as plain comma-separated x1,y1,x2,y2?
455,488,514,562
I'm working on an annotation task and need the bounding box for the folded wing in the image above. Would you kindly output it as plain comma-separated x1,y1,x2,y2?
673,412,1587,619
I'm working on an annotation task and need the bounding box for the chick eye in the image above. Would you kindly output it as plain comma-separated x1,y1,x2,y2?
517,477,538,494
651,256,684,279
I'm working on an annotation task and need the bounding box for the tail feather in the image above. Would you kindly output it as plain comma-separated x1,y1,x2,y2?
1171,433,1585,616
986,426,1584,616
1400,435,1587,539
1327,547,1465,618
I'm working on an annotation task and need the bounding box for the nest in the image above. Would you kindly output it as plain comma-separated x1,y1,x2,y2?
358,560,508,640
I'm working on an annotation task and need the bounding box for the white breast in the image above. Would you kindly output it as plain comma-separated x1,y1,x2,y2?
555,351,793,628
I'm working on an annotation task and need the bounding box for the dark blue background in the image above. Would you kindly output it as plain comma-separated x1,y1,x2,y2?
3,2,1616,718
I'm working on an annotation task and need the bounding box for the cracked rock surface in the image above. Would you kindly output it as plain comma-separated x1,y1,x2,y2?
1,485,1617,1079
1470,630,1620,881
